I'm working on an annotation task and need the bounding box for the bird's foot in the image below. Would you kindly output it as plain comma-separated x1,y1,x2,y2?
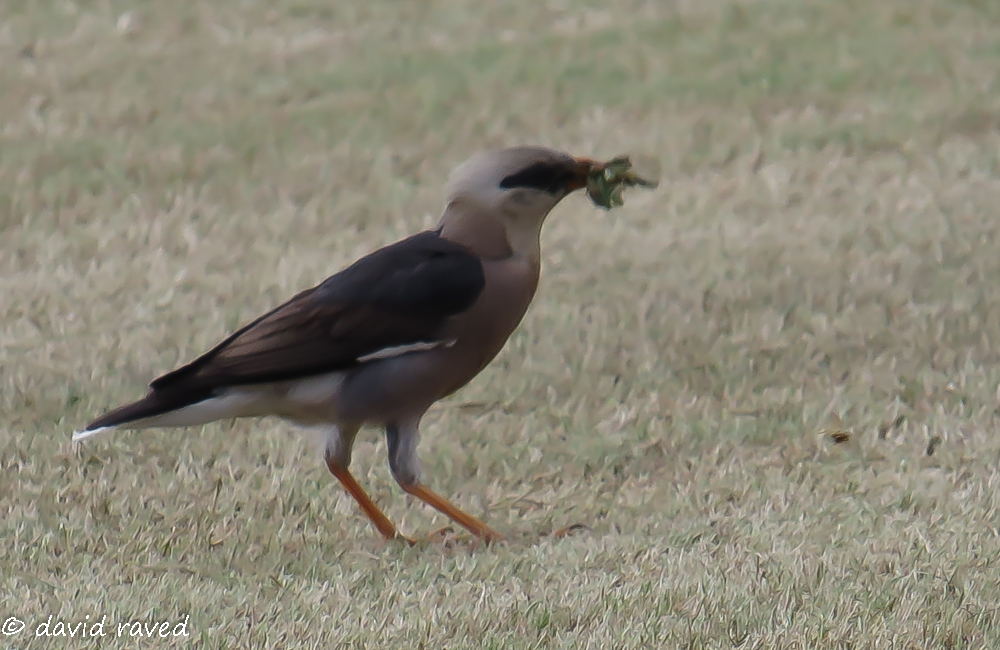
427,526,461,547
421,525,506,549
374,531,418,547
550,523,589,539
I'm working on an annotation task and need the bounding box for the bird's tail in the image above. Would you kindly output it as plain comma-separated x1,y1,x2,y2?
72,388,213,441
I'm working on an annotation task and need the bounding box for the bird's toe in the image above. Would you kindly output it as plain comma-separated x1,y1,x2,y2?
550,523,589,539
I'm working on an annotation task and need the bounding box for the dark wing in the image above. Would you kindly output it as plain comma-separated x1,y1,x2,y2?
149,231,484,393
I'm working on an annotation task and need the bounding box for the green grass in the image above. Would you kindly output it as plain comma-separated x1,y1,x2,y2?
4,0,1000,647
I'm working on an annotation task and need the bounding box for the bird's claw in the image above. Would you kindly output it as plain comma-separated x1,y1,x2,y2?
550,523,589,539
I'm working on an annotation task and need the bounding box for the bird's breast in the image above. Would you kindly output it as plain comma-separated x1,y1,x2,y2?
336,257,540,424
442,257,539,385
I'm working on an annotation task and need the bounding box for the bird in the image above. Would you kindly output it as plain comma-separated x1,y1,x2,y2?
74,146,600,545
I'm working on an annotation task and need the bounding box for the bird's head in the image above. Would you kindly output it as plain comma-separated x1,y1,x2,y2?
439,146,596,262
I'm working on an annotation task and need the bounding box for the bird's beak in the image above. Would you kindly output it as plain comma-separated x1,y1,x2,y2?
567,157,598,192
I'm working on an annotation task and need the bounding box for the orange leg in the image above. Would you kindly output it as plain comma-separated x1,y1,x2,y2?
326,460,414,545
401,483,504,543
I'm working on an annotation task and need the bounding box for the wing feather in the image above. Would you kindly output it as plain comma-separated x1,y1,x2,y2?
150,231,484,394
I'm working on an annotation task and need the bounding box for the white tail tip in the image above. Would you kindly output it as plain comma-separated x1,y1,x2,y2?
72,426,113,442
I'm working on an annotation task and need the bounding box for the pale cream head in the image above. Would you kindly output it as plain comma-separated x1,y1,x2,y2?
438,146,593,262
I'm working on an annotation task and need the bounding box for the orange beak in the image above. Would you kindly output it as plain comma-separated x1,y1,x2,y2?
567,156,599,191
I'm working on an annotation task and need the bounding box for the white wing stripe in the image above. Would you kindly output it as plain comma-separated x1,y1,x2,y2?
357,339,456,363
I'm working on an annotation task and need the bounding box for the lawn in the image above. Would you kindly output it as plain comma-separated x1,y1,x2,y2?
3,0,1000,647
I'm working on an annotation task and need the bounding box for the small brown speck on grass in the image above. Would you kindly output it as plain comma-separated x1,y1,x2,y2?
828,430,852,444
878,414,907,440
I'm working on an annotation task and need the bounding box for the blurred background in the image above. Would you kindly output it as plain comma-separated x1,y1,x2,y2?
3,1,1000,647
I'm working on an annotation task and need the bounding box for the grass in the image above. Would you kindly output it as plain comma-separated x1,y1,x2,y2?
4,0,1000,647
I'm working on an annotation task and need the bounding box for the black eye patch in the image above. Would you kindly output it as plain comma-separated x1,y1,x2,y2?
499,161,575,194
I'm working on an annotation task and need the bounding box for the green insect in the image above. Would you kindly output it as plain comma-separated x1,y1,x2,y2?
586,156,659,209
